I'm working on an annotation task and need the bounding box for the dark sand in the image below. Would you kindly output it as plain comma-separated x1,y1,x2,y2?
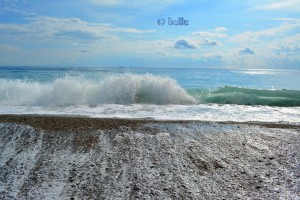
0,115,299,199
0,114,298,131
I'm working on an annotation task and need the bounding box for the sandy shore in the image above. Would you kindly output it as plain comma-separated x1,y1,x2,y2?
0,115,299,199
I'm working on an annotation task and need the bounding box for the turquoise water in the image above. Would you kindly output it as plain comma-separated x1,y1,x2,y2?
1,67,300,90
1,67,299,107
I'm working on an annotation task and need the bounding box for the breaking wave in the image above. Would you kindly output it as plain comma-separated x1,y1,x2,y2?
0,74,196,106
190,86,300,107
1,74,299,107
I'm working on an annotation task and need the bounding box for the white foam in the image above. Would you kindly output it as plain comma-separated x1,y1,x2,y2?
0,74,196,106
0,104,299,123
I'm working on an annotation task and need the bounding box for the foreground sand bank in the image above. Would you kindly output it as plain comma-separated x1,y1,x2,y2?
0,115,299,199
0,114,299,131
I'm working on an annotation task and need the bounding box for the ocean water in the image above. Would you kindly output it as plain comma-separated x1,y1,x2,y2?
0,67,300,123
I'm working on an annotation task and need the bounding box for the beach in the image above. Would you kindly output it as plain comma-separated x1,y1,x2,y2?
1,0,300,199
0,115,299,199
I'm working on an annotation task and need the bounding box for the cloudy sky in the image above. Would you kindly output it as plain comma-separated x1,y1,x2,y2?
0,0,299,68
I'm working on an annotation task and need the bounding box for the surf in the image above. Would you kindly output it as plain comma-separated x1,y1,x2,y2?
0,74,196,106
1,73,300,107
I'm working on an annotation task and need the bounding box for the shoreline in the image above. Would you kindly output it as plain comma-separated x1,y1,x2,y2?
0,114,299,132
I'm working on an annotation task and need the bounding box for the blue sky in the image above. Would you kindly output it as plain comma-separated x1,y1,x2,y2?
0,0,299,68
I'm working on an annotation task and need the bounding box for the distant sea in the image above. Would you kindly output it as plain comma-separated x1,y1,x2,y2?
0,67,299,123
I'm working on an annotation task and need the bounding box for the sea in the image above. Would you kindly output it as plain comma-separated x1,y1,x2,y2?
0,66,300,123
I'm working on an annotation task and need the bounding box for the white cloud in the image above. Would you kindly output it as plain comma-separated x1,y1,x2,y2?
220,21,300,68
0,16,154,44
154,22,299,68
88,0,183,9
271,34,300,51
176,29,225,48
230,22,300,44
114,27,154,34
88,0,121,6
0,15,161,66
255,0,300,10
191,31,227,39
215,27,228,32
273,18,300,22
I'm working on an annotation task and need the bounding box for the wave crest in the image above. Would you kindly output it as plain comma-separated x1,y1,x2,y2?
190,86,300,107
0,74,196,106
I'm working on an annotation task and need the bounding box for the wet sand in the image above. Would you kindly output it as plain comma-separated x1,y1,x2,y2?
0,115,299,199
0,114,299,132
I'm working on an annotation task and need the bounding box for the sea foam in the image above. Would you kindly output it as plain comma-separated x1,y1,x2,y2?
0,74,196,106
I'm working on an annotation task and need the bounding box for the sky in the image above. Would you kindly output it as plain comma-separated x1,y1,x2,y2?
0,0,299,69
